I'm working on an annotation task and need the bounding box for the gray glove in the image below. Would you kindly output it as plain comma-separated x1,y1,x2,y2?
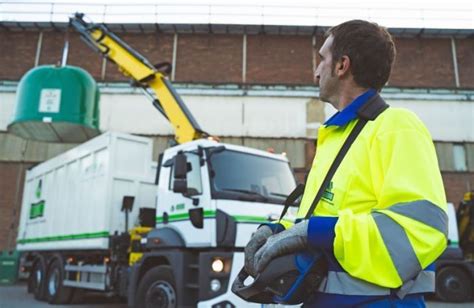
244,225,273,277
254,220,309,273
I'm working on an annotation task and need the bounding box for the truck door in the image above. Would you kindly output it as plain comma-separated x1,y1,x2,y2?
157,151,214,247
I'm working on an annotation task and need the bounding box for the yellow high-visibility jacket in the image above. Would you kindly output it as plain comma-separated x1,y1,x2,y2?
282,93,447,296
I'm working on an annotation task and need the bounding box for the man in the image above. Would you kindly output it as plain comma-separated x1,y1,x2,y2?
244,20,447,307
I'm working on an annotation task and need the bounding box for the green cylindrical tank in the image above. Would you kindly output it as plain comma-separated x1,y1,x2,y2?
7,65,100,143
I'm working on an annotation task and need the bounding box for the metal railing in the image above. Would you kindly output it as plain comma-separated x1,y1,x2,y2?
1,1,473,29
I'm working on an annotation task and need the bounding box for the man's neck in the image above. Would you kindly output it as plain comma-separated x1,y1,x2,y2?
334,86,370,111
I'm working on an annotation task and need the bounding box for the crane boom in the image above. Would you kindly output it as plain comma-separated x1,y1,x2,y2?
70,13,207,144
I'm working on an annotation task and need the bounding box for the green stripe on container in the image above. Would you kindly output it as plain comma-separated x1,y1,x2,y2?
17,231,109,244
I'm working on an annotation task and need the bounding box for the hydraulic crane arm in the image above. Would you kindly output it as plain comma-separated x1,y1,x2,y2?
70,13,207,144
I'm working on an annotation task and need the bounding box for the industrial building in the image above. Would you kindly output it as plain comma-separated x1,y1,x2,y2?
0,4,473,254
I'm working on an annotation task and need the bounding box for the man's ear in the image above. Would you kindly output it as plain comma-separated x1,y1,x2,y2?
335,55,351,78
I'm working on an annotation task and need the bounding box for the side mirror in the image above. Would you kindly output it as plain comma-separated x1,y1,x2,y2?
174,152,187,179
121,196,135,232
173,152,188,193
173,178,187,193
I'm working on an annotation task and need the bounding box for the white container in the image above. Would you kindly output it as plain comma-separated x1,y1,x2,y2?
16,132,157,251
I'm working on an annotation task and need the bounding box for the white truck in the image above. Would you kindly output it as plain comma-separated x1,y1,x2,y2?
16,13,297,308
435,197,474,302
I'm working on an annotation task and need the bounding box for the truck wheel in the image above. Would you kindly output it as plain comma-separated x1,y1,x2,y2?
135,265,177,308
46,257,74,304
31,256,47,301
436,266,472,302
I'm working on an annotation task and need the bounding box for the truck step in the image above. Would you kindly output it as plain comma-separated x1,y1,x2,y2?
63,280,106,291
185,283,200,289
65,264,107,273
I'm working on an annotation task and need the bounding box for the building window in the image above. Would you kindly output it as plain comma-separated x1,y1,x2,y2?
453,144,467,172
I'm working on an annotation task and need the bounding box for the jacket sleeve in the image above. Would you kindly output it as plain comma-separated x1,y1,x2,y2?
310,120,448,288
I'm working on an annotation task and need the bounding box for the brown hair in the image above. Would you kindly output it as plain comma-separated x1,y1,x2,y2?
326,20,396,90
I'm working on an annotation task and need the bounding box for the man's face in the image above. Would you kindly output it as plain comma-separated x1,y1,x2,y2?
314,35,339,104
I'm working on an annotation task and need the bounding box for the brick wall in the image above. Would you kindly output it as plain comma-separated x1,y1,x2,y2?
441,172,474,206
2,29,470,88
389,38,455,88
0,31,36,80
456,39,474,88
176,34,242,83
246,35,313,84
0,162,32,251
38,31,66,68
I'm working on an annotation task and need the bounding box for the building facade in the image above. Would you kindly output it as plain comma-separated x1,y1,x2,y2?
0,22,473,250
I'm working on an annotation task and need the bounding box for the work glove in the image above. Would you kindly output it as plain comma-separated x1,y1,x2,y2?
254,220,309,274
244,225,273,277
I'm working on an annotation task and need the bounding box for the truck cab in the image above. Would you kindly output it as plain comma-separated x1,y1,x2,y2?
130,139,297,307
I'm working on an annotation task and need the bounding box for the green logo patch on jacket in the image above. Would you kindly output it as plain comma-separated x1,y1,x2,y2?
322,181,334,202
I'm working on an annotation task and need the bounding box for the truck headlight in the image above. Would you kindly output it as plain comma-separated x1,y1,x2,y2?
211,258,224,272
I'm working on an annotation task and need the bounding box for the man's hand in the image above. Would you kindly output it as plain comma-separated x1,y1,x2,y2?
254,220,309,273
244,225,273,277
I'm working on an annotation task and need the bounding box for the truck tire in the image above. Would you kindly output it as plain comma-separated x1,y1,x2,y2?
135,265,177,308
436,266,472,302
31,256,47,301
46,257,74,304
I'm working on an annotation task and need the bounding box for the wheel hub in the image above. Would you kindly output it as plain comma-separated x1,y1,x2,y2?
35,268,42,286
446,276,460,290
146,280,176,308
48,268,59,296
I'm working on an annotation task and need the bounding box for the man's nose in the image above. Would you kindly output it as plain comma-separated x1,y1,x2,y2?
313,73,320,85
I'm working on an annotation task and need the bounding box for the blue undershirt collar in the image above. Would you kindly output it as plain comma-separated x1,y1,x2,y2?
324,89,377,127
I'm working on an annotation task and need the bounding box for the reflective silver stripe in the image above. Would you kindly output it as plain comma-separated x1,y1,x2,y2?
318,270,434,296
387,200,448,238
318,271,390,295
373,212,422,282
396,270,435,298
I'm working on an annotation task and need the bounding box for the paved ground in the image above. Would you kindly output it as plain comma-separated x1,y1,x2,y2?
0,283,472,307
0,283,127,308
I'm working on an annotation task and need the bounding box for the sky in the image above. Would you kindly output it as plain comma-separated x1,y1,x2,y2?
1,0,473,29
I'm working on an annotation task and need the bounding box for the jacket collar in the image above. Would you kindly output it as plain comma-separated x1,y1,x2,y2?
324,89,377,127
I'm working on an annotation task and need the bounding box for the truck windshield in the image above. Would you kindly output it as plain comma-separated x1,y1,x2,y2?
208,150,296,204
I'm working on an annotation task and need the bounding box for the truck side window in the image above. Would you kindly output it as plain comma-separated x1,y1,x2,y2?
169,153,203,196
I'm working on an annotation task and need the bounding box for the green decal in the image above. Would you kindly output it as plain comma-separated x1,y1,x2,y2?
322,181,334,202
322,191,334,201
448,240,459,247
30,179,46,219
29,200,45,219
176,203,185,210
35,179,42,198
